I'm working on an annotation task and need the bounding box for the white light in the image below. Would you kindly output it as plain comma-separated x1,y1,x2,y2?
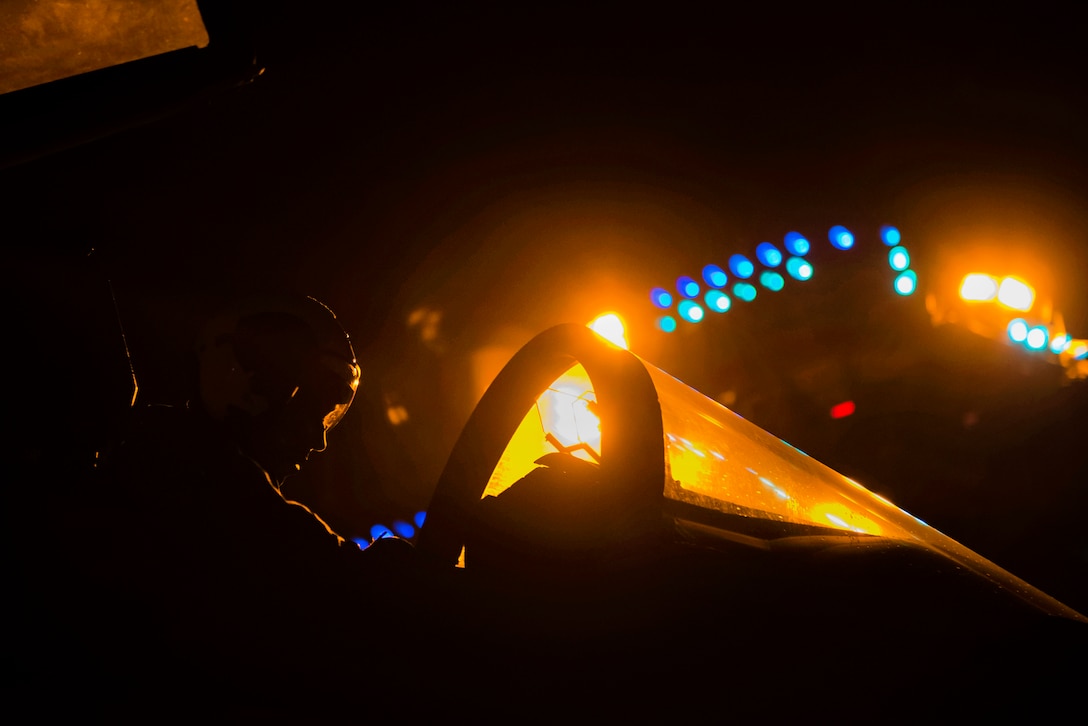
588,313,628,349
1025,326,1048,351
997,277,1035,312
959,273,998,302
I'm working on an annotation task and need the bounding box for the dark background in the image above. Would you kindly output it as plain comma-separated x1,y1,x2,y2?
5,3,1086,613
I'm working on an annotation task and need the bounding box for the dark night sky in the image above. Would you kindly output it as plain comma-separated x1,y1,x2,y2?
5,3,1087,611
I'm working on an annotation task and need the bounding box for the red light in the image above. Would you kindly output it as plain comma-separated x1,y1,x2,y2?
830,401,856,419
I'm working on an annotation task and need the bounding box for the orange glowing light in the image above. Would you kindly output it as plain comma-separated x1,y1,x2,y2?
588,313,628,349
485,364,601,498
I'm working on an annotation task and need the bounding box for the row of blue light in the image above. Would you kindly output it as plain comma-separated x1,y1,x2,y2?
355,510,428,547
650,232,816,331
652,226,907,331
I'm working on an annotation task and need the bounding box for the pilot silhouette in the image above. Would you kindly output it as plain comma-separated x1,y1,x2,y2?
59,293,447,719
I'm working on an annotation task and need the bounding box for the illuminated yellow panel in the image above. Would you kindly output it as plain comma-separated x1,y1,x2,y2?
484,364,600,499
646,364,902,537
996,276,1035,312
959,273,998,302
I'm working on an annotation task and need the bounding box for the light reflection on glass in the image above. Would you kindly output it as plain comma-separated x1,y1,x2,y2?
485,364,601,498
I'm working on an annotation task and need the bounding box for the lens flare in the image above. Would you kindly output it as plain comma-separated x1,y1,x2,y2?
702,264,728,288
756,242,783,268
1025,326,1049,351
784,231,811,256
677,276,700,298
786,257,813,281
1007,318,1028,343
894,270,917,296
733,282,757,302
650,287,673,309
880,225,901,246
705,289,731,312
888,246,910,271
759,270,785,291
678,299,705,323
829,225,854,250
729,254,755,279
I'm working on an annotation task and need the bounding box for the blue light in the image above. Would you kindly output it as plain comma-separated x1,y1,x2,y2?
893,269,917,296
759,270,785,291
677,299,705,323
413,510,427,528
888,246,910,271
1025,326,1049,351
1007,318,1028,343
829,225,854,250
783,231,811,256
880,225,901,246
729,254,755,279
658,315,677,333
676,276,700,298
702,264,728,288
650,287,673,309
369,523,394,541
756,242,783,268
392,520,416,538
785,256,813,281
733,282,757,302
705,289,731,312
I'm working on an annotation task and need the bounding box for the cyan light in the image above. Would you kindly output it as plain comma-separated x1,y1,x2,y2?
785,256,813,281
677,275,700,298
678,299,705,323
759,270,785,291
705,289,731,312
829,225,854,250
756,242,783,268
729,254,755,279
1025,326,1049,351
1050,334,1071,354
880,225,901,246
733,282,757,302
650,287,673,309
894,269,917,296
702,264,728,288
888,246,910,271
783,231,810,256
1007,318,1028,343
658,315,677,333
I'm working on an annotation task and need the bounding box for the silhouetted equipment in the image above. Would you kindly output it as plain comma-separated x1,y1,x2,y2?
416,323,1086,720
